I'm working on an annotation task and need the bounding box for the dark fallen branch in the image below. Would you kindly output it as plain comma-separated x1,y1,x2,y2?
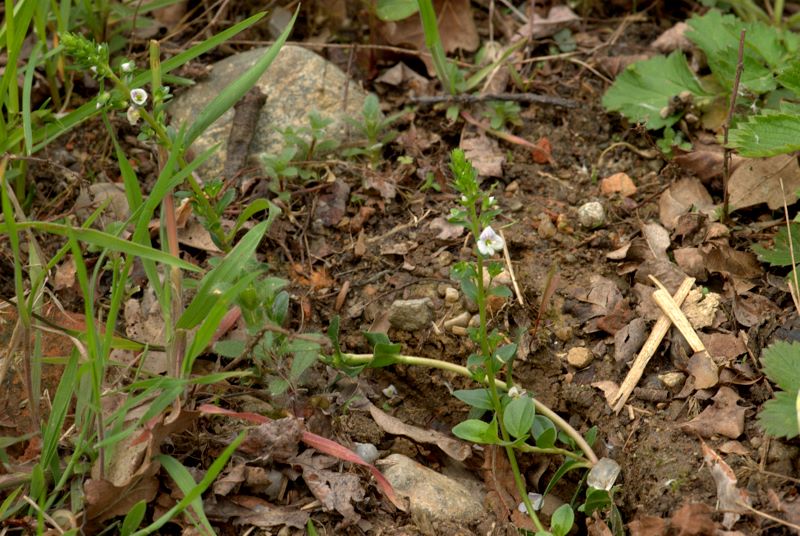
410,92,578,108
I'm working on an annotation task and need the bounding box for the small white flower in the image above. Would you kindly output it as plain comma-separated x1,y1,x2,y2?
129,88,148,106
488,196,496,206
477,226,504,256
126,106,140,125
120,61,134,73
461,195,469,203
90,66,98,75
508,386,522,398
96,101,103,110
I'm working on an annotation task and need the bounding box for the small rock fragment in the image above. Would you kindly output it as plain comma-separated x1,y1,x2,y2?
659,371,686,389
578,201,605,228
566,347,593,368
388,298,434,331
537,214,557,238
444,311,471,329
444,287,460,304
600,172,637,197
377,454,485,524
354,443,379,464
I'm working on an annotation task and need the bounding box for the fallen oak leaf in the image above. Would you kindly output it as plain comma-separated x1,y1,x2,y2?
197,404,406,511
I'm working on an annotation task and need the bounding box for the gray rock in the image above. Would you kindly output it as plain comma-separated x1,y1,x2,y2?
377,454,485,524
169,45,371,179
388,298,433,331
577,201,605,228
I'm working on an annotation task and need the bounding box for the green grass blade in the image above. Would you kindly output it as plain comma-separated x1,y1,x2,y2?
129,13,267,90
22,43,40,155
184,7,298,145
0,221,201,272
158,456,215,535
177,219,269,329
133,432,245,536
416,0,452,94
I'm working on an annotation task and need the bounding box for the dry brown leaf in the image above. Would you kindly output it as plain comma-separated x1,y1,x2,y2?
429,216,464,240
658,177,715,230
674,247,707,281
670,502,716,536
728,154,800,211
380,0,478,73
291,450,365,526
515,5,579,39
733,292,780,327
460,135,504,178
642,222,671,262
628,515,667,536
701,440,751,529
368,404,471,461
85,409,198,529
204,495,310,529
317,180,351,226
650,21,692,52
53,256,78,291
681,386,745,439
702,244,763,280
698,332,747,361
687,351,719,389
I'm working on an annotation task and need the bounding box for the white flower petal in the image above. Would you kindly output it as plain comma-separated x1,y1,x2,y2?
126,106,140,125
130,88,148,106
120,61,134,73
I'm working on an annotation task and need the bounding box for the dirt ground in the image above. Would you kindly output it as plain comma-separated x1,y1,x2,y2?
2,2,800,535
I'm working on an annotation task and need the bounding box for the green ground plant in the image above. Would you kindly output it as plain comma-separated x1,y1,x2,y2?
0,8,301,534
325,149,621,535
603,9,800,154
757,340,800,439
375,0,525,121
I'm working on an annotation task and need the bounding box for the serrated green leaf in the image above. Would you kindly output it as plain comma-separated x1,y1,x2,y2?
759,392,800,439
752,222,800,266
762,340,800,393
602,51,711,129
777,59,800,94
376,0,418,21
686,10,785,93
728,112,800,157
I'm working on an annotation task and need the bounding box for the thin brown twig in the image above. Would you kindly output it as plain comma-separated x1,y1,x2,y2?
722,29,747,222
411,92,577,108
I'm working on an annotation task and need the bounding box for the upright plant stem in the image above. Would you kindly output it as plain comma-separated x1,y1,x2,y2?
722,29,746,222
470,209,544,531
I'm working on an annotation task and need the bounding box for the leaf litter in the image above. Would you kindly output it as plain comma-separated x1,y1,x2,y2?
6,2,800,534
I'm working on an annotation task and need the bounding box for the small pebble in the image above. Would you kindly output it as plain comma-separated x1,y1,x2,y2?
505,180,519,193
566,346,593,368
444,287,460,304
552,324,573,342
658,371,686,389
451,325,468,336
469,314,481,328
578,201,605,228
537,214,556,239
354,442,380,464
444,311,471,329
563,253,577,264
